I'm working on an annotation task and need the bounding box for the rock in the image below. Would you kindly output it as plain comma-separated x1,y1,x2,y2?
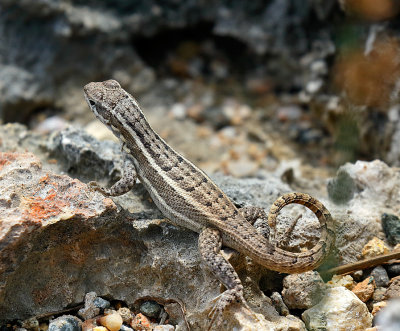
21,318,39,331
385,276,400,299
48,316,81,331
327,275,354,289
302,287,372,330
351,276,375,302
130,313,151,331
140,301,162,319
387,263,400,277
371,301,387,316
117,307,133,324
81,319,96,331
119,326,134,331
362,237,390,259
98,313,123,331
282,271,326,309
270,292,290,316
372,287,388,303
381,213,400,245
93,297,110,310
78,292,100,320
153,326,174,331
327,169,355,204
371,266,390,287
375,299,400,331
93,328,107,331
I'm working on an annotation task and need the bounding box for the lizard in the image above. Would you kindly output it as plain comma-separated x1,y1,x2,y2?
83,79,335,328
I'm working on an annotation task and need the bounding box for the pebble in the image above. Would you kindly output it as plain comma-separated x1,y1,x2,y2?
93,297,110,310
153,326,174,331
302,287,372,330
130,313,151,331
21,318,39,331
381,213,400,245
120,325,134,331
140,301,162,319
98,313,123,331
48,315,81,331
372,287,387,302
387,263,400,277
78,292,100,320
81,319,96,331
371,266,390,287
117,307,133,323
375,298,400,331
362,237,390,259
327,274,354,289
282,271,326,309
351,276,375,302
371,301,387,316
384,275,400,299
270,292,290,316
93,328,107,331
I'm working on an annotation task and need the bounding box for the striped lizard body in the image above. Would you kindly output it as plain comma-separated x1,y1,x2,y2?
84,79,335,329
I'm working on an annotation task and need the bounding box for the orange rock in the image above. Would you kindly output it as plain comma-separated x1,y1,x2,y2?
130,313,151,331
352,276,375,302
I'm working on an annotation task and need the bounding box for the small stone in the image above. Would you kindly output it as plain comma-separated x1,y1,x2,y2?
371,266,390,287
385,275,400,299
282,271,326,309
78,292,100,320
327,274,354,289
48,315,81,331
381,213,400,245
362,237,390,259
351,276,375,302
270,292,289,316
93,297,110,310
81,319,96,331
375,298,400,330
373,287,387,303
119,326,134,331
130,313,151,331
302,287,372,330
327,169,355,204
153,326,174,331
21,318,39,331
93,328,107,331
352,270,363,281
387,263,400,277
140,301,162,319
98,313,123,331
117,307,133,323
371,301,387,316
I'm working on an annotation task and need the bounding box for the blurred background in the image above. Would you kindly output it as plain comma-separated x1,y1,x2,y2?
1,0,400,181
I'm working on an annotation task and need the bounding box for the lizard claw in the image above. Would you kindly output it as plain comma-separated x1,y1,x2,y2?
88,181,109,195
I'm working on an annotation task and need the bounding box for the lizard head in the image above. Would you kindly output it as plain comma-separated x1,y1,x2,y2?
84,79,126,128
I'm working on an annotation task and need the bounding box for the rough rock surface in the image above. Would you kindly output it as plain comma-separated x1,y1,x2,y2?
282,271,326,309
302,287,372,331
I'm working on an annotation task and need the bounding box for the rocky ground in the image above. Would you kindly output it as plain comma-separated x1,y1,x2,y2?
1,0,400,330
0,124,399,330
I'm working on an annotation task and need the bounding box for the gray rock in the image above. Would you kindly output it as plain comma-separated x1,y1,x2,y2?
381,213,400,245
371,266,390,287
48,315,81,331
78,292,110,320
375,299,400,331
140,301,162,319
388,263,400,277
282,271,326,309
119,326,133,331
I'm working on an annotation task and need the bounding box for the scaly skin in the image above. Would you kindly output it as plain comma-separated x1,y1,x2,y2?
84,79,335,329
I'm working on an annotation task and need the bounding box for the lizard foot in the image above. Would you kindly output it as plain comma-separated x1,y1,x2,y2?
88,181,110,195
207,289,255,330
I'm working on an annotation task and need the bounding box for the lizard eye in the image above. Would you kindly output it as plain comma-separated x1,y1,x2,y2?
89,100,96,107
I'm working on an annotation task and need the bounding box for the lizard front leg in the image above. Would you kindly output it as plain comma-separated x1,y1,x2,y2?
89,155,137,196
198,227,250,330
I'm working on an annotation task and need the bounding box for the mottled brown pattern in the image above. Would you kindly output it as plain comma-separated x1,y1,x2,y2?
84,80,335,329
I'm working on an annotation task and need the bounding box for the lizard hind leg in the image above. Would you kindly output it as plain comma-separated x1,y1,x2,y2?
199,227,255,330
239,206,270,239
